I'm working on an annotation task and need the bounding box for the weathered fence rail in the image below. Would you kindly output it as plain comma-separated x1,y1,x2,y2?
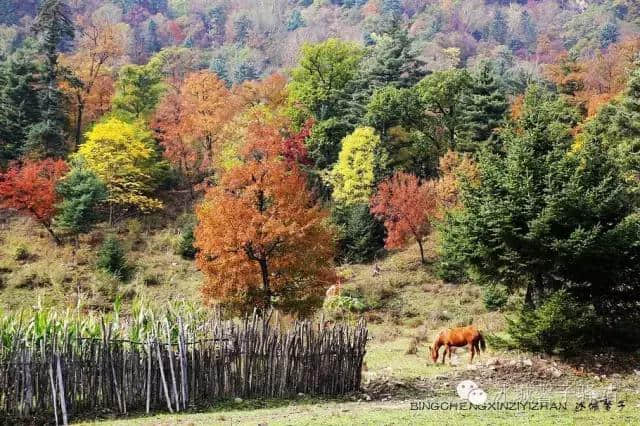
0,312,368,424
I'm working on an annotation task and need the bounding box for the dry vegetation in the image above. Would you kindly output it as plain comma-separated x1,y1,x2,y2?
0,214,202,313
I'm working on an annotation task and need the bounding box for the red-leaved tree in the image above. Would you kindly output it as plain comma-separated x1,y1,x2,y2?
282,119,313,166
370,172,438,264
0,159,69,244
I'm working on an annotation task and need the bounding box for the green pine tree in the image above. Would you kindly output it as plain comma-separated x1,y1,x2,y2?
287,10,304,32
590,68,640,190
233,61,258,84
28,0,74,157
519,10,537,50
489,10,508,44
145,20,161,54
342,20,426,129
439,85,640,326
55,161,108,237
176,223,197,259
599,19,619,49
97,236,128,278
0,45,42,162
458,61,508,152
210,55,231,86
331,203,386,264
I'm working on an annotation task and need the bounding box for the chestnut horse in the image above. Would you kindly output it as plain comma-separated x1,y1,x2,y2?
430,325,486,364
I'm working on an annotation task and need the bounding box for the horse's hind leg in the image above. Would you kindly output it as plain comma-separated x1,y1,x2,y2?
474,341,481,361
468,343,475,364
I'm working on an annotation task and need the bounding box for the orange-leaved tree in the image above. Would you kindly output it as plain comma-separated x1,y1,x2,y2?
181,71,237,168
0,159,68,244
434,150,478,212
370,172,438,264
62,3,130,147
152,70,237,188
195,126,336,315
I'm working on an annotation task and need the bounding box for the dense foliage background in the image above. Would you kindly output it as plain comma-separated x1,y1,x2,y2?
1,0,640,352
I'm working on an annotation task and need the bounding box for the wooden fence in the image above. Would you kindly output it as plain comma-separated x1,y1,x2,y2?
0,313,368,424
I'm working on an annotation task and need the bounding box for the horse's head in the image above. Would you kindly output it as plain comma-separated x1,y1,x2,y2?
430,345,438,363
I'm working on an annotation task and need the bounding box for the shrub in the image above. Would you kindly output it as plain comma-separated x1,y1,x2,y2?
414,325,430,343
405,337,418,355
483,284,509,311
505,290,599,354
125,219,144,244
13,244,29,261
176,223,196,259
324,295,367,315
141,272,163,286
97,236,128,279
14,271,51,289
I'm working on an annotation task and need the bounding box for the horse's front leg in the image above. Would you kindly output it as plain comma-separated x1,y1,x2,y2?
441,346,447,364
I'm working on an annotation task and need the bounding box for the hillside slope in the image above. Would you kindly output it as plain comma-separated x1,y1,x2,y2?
0,215,201,313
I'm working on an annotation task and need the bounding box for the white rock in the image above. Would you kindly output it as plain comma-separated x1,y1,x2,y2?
550,368,563,378
234,397,243,404
522,359,533,367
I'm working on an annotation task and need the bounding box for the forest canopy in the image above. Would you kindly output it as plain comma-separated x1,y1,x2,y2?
0,0,640,349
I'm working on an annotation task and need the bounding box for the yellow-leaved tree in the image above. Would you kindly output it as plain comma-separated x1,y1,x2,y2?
329,127,381,204
76,117,164,220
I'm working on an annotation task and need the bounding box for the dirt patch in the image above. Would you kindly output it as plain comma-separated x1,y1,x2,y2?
362,353,640,402
450,356,573,389
563,352,640,376
361,377,435,401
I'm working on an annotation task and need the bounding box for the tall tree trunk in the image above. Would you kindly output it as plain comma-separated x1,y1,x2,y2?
258,258,271,308
43,222,61,246
417,238,426,264
524,282,534,310
74,100,84,150
524,273,543,310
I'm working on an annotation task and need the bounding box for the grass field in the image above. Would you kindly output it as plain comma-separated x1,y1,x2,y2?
77,397,640,426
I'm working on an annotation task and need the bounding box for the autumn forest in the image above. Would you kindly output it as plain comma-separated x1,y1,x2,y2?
1,0,640,422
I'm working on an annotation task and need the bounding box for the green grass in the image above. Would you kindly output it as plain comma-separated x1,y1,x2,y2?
77,395,640,425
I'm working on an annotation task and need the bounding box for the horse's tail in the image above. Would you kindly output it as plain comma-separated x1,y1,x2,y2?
478,333,486,352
